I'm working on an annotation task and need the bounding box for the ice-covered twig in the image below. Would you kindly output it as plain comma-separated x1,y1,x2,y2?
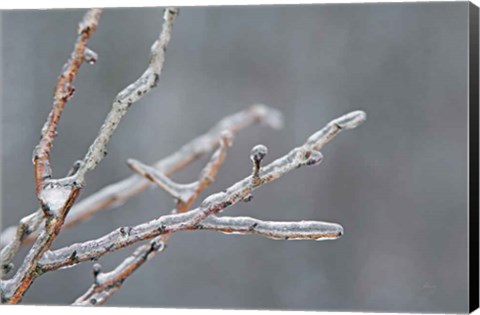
74,7,179,183
0,7,179,304
0,104,283,251
34,110,366,274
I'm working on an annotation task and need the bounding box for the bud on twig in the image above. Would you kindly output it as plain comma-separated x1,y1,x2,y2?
250,144,268,179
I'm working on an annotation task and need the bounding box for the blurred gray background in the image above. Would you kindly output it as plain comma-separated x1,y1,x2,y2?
1,2,470,313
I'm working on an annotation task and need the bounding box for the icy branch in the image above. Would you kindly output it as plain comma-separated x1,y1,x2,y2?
34,110,365,274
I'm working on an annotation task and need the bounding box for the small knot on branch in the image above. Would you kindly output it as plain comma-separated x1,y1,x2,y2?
250,144,268,180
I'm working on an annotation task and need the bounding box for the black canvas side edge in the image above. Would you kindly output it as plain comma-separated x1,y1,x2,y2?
470,2,479,313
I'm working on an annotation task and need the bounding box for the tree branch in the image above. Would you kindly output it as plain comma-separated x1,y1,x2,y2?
33,110,365,275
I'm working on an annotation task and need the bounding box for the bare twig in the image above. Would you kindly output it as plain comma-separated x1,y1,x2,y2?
0,7,179,304
0,104,283,255
34,110,365,275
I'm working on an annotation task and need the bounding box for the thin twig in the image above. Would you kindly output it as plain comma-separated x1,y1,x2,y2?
34,110,366,275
